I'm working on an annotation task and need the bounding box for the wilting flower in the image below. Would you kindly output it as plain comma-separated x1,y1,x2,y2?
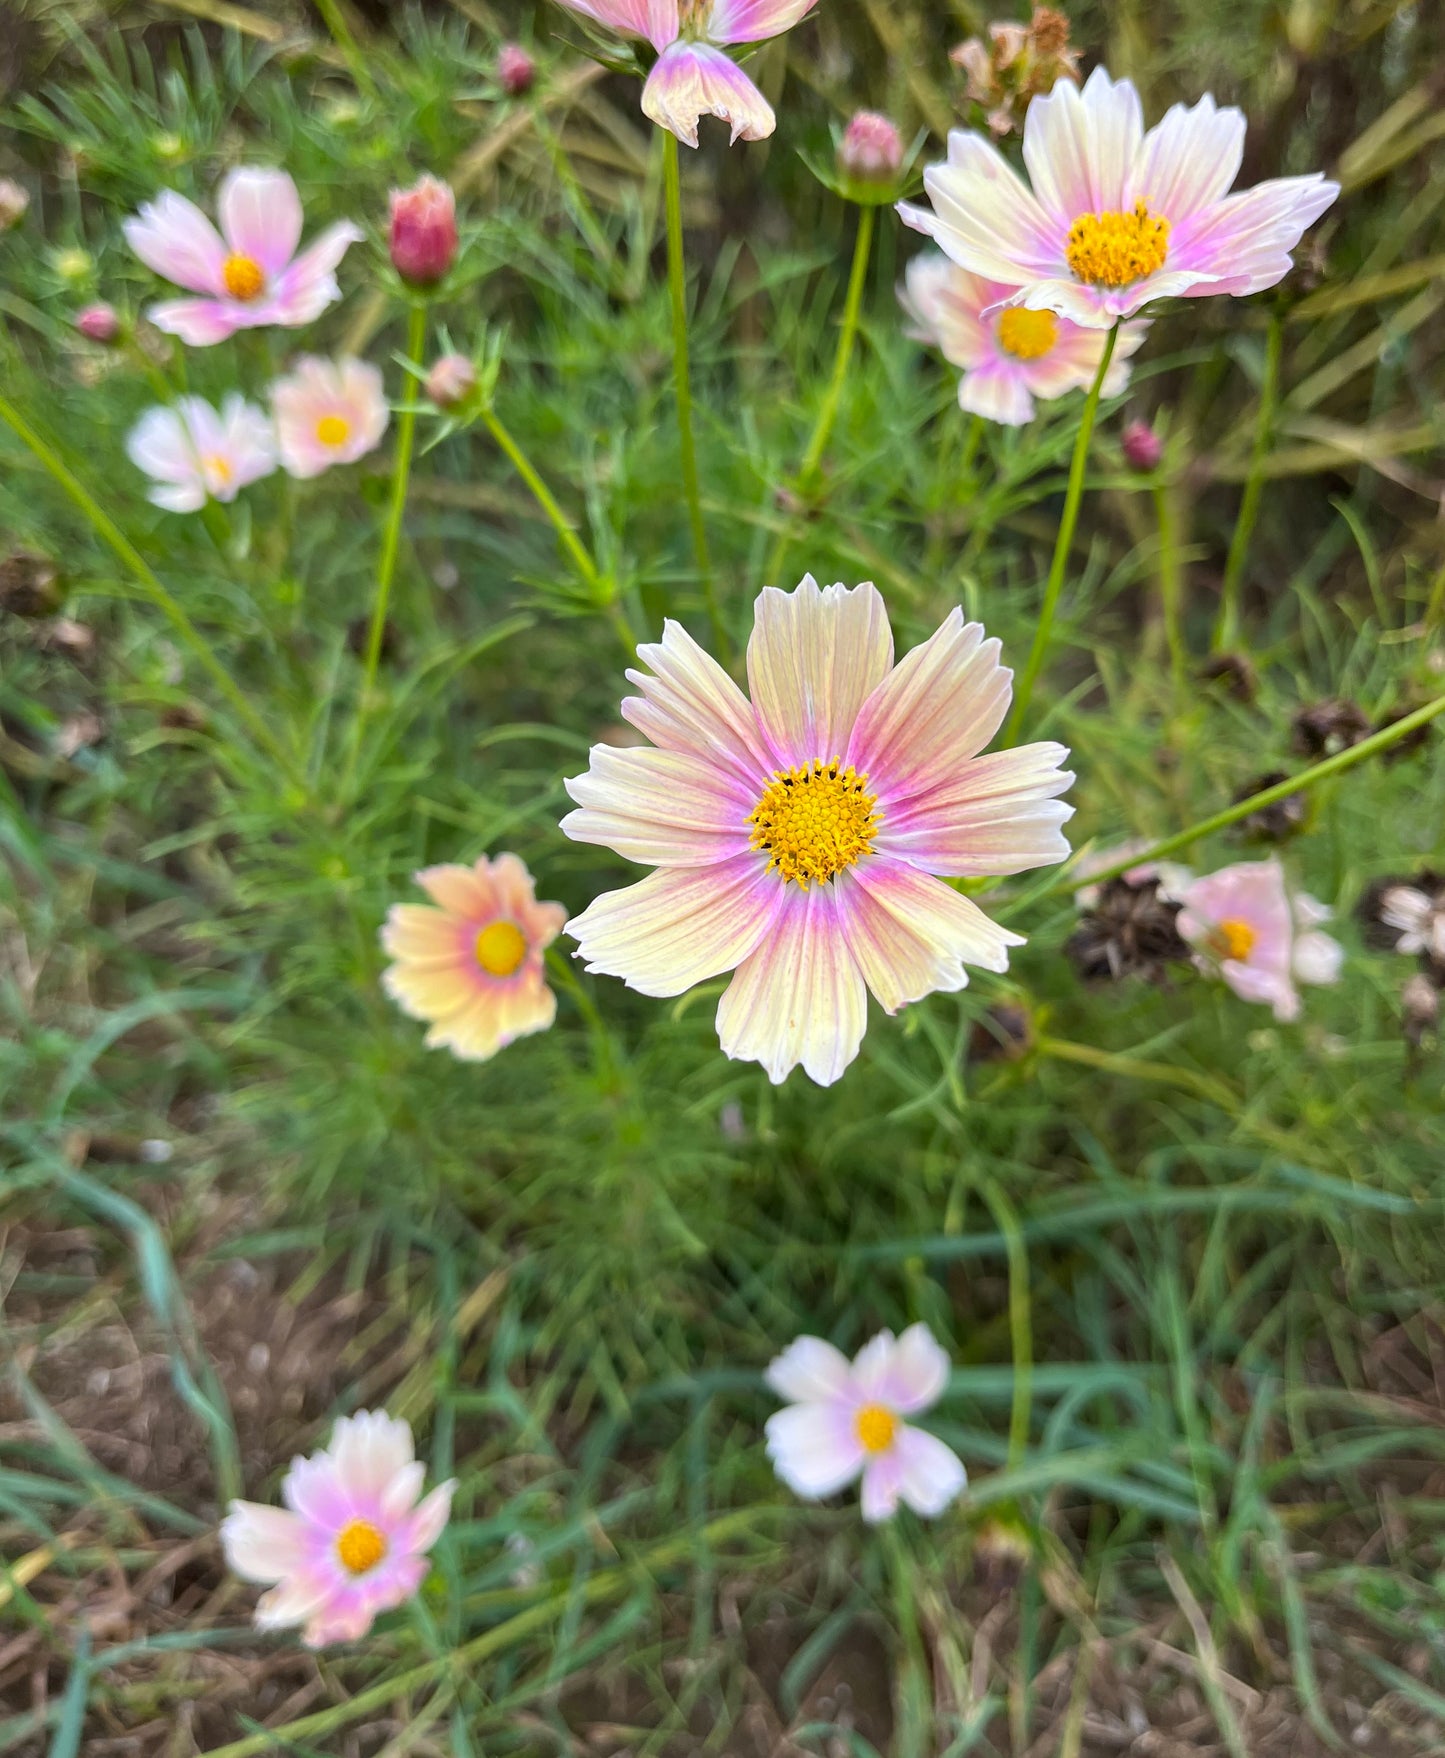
550,0,819,148
125,394,277,512
562,577,1074,1086
498,42,537,95
1360,871,1445,970
380,855,567,1061
900,67,1339,327
1233,770,1308,842
388,176,458,286
271,356,389,479
221,1411,453,1648
1401,972,1440,1052
838,112,905,184
901,253,1145,426
952,6,1080,138
765,1326,966,1523
124,167,362,347
1176,858,1341,1020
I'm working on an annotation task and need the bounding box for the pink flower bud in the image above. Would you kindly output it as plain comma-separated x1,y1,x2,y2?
0,177,28,231
388,176,458,287
425,353,477,408
76,303,120,344
1121,420,1162,473
498,43,536,97
837,112,904,184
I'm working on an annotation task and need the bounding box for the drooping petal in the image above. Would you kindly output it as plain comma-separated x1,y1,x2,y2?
555,0,679,50
747,577,894,768
641,40,775,149
765,1335,857,1404
1021,66,1143,222
898,133,1061,288
220,1502,309,1583
621,618,773,784
851,1322,951,1414
705,0,818,44
875,742,1075,876
145,296,247,347
123,190,227,294
764,1402,867,1498
217,166,303,274
562,745,755,867
1129,93,1246,224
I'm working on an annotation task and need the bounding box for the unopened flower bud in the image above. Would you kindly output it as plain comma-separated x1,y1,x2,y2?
76,302,120,344
425,353,477,408
0,177,28,231
837,111,904,184
498,43,536,97
1120,420,1162,472
388,175,458,286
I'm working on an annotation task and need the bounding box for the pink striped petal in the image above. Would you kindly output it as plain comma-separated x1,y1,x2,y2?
123,190,226,294
1129,93,1246,223
747,577,894,768
1169,175,1339,296
875,742,1075,876
764,1402,866,1498
621,617,773,784
1022,66,1143,222
145,296,248,346
765,1335,856,1404
562,745,754,866
899,133,1060,287
217,167,302,274
641,40,775,148
556,0,679,49
705,0,818,44
261,220,363,325
851,1322,949,1414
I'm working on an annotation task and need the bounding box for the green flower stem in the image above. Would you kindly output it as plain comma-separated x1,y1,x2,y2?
797,202,876,490
531,100,615,276
661,128,722,654
0,389,297,779
311,0,376,96
976,1175,1032,1475
1154,479,1187,693
1213,311,1283,652
1004,322,1119,744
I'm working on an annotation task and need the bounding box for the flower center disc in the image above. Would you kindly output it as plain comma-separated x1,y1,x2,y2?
222,253,265,301
855,1404,897,1454
997,306,1058,360
315,414,352,448
748,759,880,888
475,919,528,977
1216,917,1256,962
204,453,234,486
336,1518,387,1574
1065,202,1170,287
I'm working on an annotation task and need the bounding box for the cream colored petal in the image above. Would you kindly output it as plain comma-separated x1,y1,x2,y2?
621,617,773,783
746,577,894,769
562,745,754,866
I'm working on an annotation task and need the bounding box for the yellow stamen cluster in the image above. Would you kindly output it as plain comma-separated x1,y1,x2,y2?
748,759,880,888
855,1404,898,1454
204,454,234,485
315,414,351,448
222,253,265,301
475,919,528,978
996,306,1059,361
1065,201,1170,288
336,1518,387,1575
1215,918,1257,962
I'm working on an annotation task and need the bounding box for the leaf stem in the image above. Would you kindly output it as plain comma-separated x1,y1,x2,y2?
976,1175,1032,1474
798,202,876,490
1154,478,1187,693
1214,312,1282,652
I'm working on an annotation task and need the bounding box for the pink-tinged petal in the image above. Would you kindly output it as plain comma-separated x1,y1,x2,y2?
126,405,196,486
1293,891,1332,929
566,854,782,996
898,256,995,367
764,1402,867,1498
328,1410,415,1501
1177,859,1292,952
1018,317,1148,400
561,745,754,867
415,862,494,918
282,1453,352,1528
123,189,226,293
216,166,303,273
1222,958,1299,1021
899,132,1060,287
401,1480,455,1555
850,1322,949,1414
1022,66,1143,223
1169,175,1338,297
1001,269,1210,327
145,296,246,347
379,1460,426,1523
747,577,894,768
844,859,1023,996
256,1571,334,1633
621,617,773,784
555,0,679,49
383,961,477,1024
859,1449,905,1522
1129,93,1246,223
959,359,1035,425
765,1335,857,1404
705,0,817,44
1292,929,1343,987
425,984,556,1061
847,611,1011,801
220,1502,309,1583
876,742,1074,877
892,1424,968,1517
716,882,866,1086
641,40,775,149
262,220,364,325
301,1590,387,1647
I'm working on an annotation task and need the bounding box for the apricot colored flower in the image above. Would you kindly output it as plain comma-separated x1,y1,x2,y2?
765,1326,966,1523
900,66,1338,327
380,855,567,1061
124,167,361,347
901,253,1146,425
562,578,1074,1086
271,356,389,479
220,1411,453,1648
1175,858,1342,1020
125,394,276,512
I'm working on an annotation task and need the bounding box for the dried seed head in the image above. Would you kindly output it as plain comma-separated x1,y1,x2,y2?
1232,771,1308,843
1067,876,1192,985
1291,698,1369,759
0,551,62,618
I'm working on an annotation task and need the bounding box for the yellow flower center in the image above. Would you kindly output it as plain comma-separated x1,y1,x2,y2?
1065,201,1170,287
475,919,528,978
315,414,352,448
335,1518,387,1575
222,253,265,301
996,306,1058,360
855,1404,898,1454
204,453,233,485
1216,918,1256,962
747,759,880,889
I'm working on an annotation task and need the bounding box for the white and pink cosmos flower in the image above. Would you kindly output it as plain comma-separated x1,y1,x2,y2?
125,393,276,513
270,356,390,479
562,577,1074,1086
124,167,362,348
899,66,1338,327
551,0,818,148
765,1326,966,1523
1175,857,1342,1021
220,1411,454,1648
901,253,1146,426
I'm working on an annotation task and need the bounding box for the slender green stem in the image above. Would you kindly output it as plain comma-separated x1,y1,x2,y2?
1005,323,1119,744
0,390,296,777
977,1176,1032,1474
311,0,376,96
798,203,876,489
532,101,614,276
1214,312,1283,651
661,129,722,652
1424,557,1445,632
1154,479,1187,693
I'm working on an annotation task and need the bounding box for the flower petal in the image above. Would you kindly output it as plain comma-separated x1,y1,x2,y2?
556,0,679,50
834,859,1018,1011
875,742,1075,876
1022,66,1143,223
1292,929,1343,987
145,296,246,347
764,1402,866,1498
893,1425,968,1517
425,981,556,1060
705,0,818,44
641,40,775,149
401,1480,455,1555
898,255,994,368
328,1410,415,1502
261,220,363,326
1129,93,1246,223
414,862,493,919
562,745,755,866
217,167,303,274
898,132,1060,287
959,360,1035,425
123,190,226,294
1169,175,1339,298
220,1502,309,1583
851,1322,950,1414
746,577,895,768
765,1335,856,1403
621,617,773,784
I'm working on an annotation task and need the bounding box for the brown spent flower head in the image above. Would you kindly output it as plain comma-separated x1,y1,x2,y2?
1291,697,1369,759
0,551,62,618
968,1001,1034,1064
425,353,477,409
1232,770,1308,843
0,177,28,230
1198,650,1258,702
837,111,904,184
1358,870,1445,974
498,43,536,96
1067,876,1192,986
388,175,458,286
951,6,1081,136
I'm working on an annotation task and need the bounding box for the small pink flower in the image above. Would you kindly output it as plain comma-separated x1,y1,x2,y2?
901,253,1146,427
388,176,458,286
498,43,537,95
125,394,277,513
271,356,390,479
838,111,904,183
76,302,121,344
765,1326,966,1523
1120,418,1162,471
123,167,362,348
1175,858,1342,1021
425,353,478,408
221,1411,454,1648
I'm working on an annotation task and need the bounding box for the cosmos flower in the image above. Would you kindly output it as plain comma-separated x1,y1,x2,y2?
562,577,1074,1086
550,0,819,148
124,167,361,347
380,854,567,1061
899,66,1338,327
765,1325,967,1523
220,1411,454,1648
270,356,390,479
1175,858,1342,1021
901,253,1146,425
125,394,277,513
